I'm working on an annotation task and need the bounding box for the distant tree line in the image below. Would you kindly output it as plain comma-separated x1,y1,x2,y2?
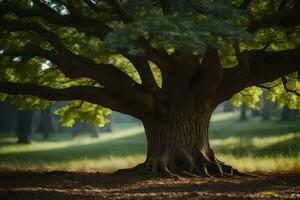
0,101,113,143
222,91,298,122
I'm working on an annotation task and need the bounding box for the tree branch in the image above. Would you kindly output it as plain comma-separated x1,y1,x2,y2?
1,1,164,117
0,2,110,39
0,18,141,92
123,53,159,92
216,47,300,102
194,49,223,94
0,81,140,114
103,0,170,70
248,7,300,31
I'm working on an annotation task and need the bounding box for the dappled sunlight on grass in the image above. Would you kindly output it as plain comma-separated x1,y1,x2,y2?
210,132,300,154
210,112,238,122
218,153,300,172
252,132,300,149
0,125,144,154
0,154,146,172
210,137,240,147
0,113,299,172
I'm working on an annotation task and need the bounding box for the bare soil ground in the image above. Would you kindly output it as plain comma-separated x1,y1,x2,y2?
0,171,299,200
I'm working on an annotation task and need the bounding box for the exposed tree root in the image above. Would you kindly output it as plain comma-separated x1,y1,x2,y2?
113,149,246,179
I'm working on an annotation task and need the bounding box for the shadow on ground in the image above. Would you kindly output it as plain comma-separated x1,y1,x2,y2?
0,171,299,200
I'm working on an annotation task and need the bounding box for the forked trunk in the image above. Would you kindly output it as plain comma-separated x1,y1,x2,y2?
116,100,241,178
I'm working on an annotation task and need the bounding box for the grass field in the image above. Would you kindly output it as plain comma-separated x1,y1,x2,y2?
0,112,299,172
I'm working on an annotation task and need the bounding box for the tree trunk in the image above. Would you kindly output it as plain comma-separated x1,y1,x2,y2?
239,104,247,121
37,105,55,139
17,110,33,144
115,100,241,177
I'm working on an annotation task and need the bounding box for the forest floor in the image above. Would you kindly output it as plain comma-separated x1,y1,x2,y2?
0,171,299,200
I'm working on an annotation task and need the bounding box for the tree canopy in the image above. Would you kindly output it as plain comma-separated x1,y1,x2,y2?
0,0,299,126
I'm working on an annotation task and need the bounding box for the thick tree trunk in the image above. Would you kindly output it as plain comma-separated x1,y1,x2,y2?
115,100,241,177
37,105,55,139
17,110,33,144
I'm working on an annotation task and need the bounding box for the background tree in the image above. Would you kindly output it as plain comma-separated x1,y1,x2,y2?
261,92,271,121
239,104,248,121
37,104,55,139
0,0,299,177
281,106,295,121
72,119,99,137
17,110,34,144
0,100,17,133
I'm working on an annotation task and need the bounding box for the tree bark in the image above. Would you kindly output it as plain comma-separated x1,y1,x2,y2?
115,100,241,177
37,105,55,139
17,110,34,144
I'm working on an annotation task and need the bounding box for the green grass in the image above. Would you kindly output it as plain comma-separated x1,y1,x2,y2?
0,113,299,172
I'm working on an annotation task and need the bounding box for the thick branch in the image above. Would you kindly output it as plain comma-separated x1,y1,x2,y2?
0,18,140,92
0,3,110,39
1,0,162,118
123,54,159,92
0,81,139,115
248,7,300,31
217,48,300,102
1,80,157,119
195,49,223,94
103,0,169,70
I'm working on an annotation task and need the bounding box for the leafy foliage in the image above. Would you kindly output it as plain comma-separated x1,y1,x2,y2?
54,101,111,127
0,0,299,126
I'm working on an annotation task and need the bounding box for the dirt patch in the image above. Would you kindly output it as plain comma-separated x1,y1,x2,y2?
0,171,299,199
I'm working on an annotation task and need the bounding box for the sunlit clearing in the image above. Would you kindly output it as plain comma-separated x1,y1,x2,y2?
211,112,238,122
218,153,300,172
0,126,144,154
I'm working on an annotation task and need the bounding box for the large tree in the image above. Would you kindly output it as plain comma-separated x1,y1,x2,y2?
0,0,299,177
